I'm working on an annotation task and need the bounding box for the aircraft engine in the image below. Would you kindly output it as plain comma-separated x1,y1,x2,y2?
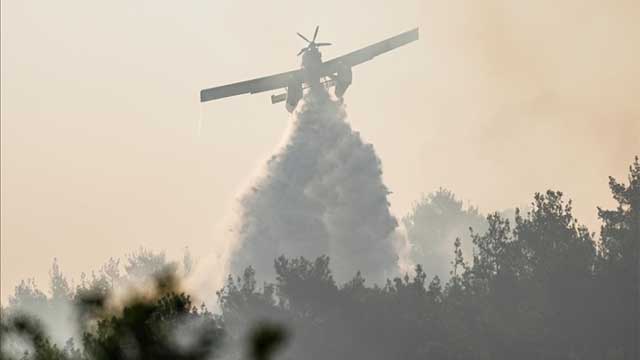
286,79,303,112
334,63,352,99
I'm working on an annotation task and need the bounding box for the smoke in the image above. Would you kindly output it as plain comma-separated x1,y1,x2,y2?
2,295,79,351
230,88,400,284
413,0,640,229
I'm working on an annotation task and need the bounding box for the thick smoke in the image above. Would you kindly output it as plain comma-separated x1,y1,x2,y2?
231,88,399,284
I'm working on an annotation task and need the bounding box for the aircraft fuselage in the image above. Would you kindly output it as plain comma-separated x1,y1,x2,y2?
301,47,324,87
285,46,351,112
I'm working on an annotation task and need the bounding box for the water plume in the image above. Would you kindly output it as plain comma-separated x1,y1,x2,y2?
231,88,399,284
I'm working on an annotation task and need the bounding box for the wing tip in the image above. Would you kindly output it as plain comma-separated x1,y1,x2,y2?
408,27,419,40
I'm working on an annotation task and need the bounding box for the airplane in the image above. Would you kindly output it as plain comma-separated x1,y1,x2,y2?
200,26,419,112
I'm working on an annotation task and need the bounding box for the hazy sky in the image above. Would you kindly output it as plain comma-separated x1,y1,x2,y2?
2,0,639,302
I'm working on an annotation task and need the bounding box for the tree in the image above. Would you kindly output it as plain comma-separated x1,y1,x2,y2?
403,188,487,280
49,259,72,302
596,156,639,359
83,292,223,360
124,248,168,281
274,255,338,318
514,190,596,359
9,279,48,311
0,313,68,360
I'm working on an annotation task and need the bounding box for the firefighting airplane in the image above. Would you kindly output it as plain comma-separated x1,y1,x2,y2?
200,26,419,112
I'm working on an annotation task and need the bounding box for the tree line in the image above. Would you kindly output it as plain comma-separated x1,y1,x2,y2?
2,157,638,360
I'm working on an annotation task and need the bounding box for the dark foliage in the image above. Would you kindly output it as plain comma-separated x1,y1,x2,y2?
218,157,639,360
2,157,638,360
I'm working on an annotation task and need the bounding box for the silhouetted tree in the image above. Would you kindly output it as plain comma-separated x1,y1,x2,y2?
124,248,168,280
403,188,487,280
596,156,639,359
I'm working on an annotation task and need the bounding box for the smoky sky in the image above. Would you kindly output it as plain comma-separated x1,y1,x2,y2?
1,0,638,302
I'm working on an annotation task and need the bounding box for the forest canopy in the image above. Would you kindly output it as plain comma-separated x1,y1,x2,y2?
2,157,638,360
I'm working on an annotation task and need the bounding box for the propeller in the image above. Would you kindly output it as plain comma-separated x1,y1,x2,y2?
297,32,311,43
296,25,332,56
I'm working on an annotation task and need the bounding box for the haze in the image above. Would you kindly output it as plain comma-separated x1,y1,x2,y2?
1,0,638,301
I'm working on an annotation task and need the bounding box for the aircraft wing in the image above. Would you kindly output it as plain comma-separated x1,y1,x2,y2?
321,28,419,75
200,69,300,103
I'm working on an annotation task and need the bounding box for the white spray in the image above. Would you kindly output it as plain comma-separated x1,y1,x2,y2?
230,88,400,285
